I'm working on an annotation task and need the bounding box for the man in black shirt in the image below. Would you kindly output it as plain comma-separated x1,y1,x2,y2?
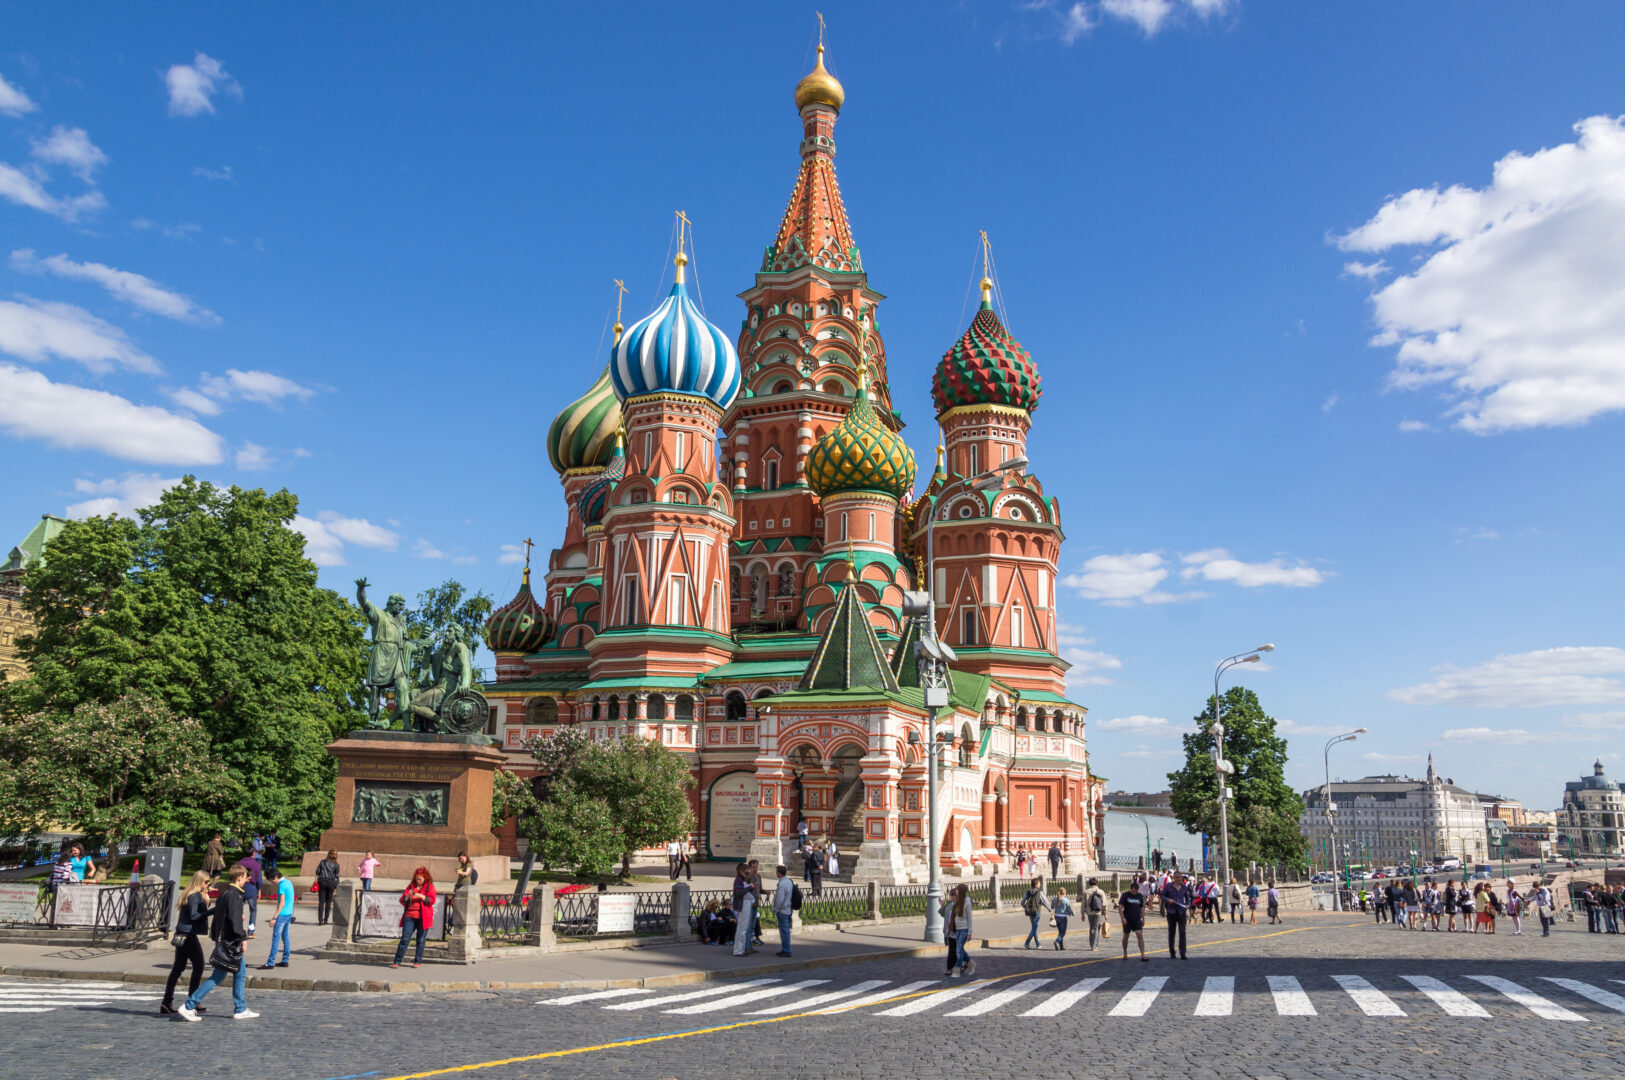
1119,879,1148,962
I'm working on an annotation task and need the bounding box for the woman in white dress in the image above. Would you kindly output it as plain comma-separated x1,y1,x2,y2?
827,840,841,879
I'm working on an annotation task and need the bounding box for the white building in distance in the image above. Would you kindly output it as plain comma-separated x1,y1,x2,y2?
1301,755,1488,869
1559,760,1625,857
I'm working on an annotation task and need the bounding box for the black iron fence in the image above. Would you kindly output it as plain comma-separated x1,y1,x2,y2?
478,893,530,943
686,889,734,934
877,883,928,918
799,884,869,925
553,890,672,939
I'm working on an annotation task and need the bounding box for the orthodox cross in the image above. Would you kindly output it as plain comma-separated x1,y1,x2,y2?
675,209,692,256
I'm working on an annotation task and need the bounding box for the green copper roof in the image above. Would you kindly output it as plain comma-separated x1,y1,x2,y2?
547,365,623,475
1016,688,1080,706
798,576,900,694
889,618,923,688
4,514,68,574
702,659,811,682
574,675,703,692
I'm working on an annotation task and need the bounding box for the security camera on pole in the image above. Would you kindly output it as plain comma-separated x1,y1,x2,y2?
1210,644,1274,893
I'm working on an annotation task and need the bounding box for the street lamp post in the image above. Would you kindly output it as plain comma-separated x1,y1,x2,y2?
1322,728,1366,912
1210,645,1275,893
907,452,1028,945
1139,815,1151,871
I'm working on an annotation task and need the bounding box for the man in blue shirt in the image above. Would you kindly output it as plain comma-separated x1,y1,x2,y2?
259,868,296,968
1160,871,1194,960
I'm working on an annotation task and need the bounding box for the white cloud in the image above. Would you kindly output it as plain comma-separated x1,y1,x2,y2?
0,297,159,375
1275,718,1348,737
1563,712,1625,732
170,368,314,414
1337,114,1625,433
498,543,526,565
1097,714,1189,738
1321,393,1339,413
1102,0,1174,35
1341,259,1389,281
1442,727,1542,745
1361,752,1423,764
1452,526,1498,543
452,554,478,566
1398,419,1433,433
1389,646,1625,708
1064,551,1171,605
66,473,183,518
1059,2,1097,42
292,510,399,568
0,162,108,222
192,165,233,182
0,72,36,117
29,126,107,181
1179,548,1326,588
1122,745,1181,759
11,250,219,325
414,538,446,560
130,218,201,240
0,362,223,464
165,53,241,117
1057,620,1123,688
234,441,272,471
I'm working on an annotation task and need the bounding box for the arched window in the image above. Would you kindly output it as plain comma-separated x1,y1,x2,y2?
527,697,557,725
765,460,779,490
1016,706,1028,730
961,608,978,645
591,696,602,722
608,695,621,721
822,379,843,394
777,563,796,596
647,693,668,720
729,564,741,603
1035,708,1047,733
726,691,748,723
675,694,695,722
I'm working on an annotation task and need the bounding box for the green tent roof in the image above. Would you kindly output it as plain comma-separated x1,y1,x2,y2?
4,514,68,574
798,576,899,694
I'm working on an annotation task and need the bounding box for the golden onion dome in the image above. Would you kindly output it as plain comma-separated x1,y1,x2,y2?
794,45,845,113
806,371,916,501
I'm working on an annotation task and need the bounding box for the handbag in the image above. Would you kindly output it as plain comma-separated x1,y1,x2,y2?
170,931,188,947
209,937,242,973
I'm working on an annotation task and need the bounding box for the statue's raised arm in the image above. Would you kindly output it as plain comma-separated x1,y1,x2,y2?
355,577,374,617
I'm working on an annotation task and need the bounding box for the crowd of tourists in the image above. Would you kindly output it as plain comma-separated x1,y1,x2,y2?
1355,877,1561,937
696,858,801,958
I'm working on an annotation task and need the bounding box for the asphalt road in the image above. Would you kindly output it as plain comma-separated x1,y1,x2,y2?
5,916,1623,1080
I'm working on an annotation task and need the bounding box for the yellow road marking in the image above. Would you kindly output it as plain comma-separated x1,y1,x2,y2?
374,924,1337,1080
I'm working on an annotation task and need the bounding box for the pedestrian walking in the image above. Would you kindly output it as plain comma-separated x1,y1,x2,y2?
1505,879,1523,935
1151,847,1162,873
681,839,694,881
732,864,760,957
258,868,295,969
1227,879,1242,923
1119,878,1148,962
202,834,226,875
1266,880,1282,925
1051,887,1073,950
1022,877,1050,949
358,851,380,893
235,851,262,938
1047,842,1062,881
666,840,681,879
446,852,478,930
771,864,796,957
804,843,824,897
1083,877,1108,950
315,849,341,926
175,863,255,1021
942,883,974,977
1246,879,1260,924
162,871,213,1016
1161,871,1193,959
390,867,437,968
1535,883,1555,936
1016,849,1028,879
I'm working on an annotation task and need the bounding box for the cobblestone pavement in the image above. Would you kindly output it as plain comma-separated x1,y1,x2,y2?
3,917,1622,1080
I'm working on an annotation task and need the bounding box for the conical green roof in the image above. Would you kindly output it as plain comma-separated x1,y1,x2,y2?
889,617,923,688
799,574,900,693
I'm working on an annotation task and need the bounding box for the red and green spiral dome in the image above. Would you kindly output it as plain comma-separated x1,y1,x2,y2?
931,295,1042,415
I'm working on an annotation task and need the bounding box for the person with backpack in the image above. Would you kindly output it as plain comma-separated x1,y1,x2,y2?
1051,887,1074,950
1082,877,1108,950
1021,877,1050,949
175,863,255,1021
771,864,797,957
314,849,341,926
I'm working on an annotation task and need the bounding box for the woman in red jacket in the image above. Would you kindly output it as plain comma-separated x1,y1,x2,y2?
390,867,437,968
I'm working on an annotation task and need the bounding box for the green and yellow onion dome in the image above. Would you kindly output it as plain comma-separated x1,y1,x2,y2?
806,373,916,501
931,280,1042,415
547,365,623,476
485,568,551,653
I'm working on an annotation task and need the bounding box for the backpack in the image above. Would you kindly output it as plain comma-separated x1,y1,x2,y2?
1089,890,1105,912
1022,890,1040,916
790,883,803,911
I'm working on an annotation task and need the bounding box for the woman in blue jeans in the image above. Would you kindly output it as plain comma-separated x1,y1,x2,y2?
941,883,974,977
1022,878,1051,949
390,867,437,968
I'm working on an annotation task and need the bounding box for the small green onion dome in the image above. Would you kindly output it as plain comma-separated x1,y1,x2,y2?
547,365,623,475
485,568,551,653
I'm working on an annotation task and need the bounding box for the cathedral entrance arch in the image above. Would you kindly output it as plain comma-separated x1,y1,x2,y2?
828,743,866,858
706,770,759,860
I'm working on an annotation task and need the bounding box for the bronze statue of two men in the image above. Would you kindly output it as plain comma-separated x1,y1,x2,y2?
357,578,482,734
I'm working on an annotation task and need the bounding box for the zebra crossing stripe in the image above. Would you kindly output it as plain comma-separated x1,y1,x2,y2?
750,980,890,1015
0,990,154,999
0,1007,56,1013
945,978,1052,1017
1543,978,1625,1014
1194,976,1234,1016
603,979,778,1011
1266,975,1315,1016
1464,975,1586,1023
812,980,938,1015
1020,977,1108,1017
1400,975,1490,1017
1331,975,1405,1017
665,980,829,1015
537,988,653,1005
1107,976,1167,1017
874,981,990,1017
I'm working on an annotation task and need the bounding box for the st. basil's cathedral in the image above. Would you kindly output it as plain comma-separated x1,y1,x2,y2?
482,43,1106,882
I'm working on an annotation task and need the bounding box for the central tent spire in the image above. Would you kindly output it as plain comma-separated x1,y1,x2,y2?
766,21,859,274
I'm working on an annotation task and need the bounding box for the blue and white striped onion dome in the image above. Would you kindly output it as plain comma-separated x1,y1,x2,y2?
610,261,740,409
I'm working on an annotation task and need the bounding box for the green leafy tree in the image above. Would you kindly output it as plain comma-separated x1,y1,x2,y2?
0,478,369,849
1166,686,1307,870
574,734,697,877
405,579,493,684
0,694,232,849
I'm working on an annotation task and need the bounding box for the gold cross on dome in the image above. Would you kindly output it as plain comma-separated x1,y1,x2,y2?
522,537,534,568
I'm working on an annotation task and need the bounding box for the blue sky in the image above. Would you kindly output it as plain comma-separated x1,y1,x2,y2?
3,3,1622,809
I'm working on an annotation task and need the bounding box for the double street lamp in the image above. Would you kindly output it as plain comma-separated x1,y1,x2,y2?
907,452,1029,945
1210,645,1275,891
1321,728,1366,911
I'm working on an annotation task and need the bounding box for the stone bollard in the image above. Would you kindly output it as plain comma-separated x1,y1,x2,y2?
330,881,356,943
1075,872,1086,898
671,882,692,941
867,880,881,920
528,884,556,950
450,887,482,960
989,873,1003,912
1110,873,1120,895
